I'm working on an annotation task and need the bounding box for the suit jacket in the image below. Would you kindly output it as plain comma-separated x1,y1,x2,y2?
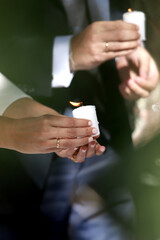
0,0,132,190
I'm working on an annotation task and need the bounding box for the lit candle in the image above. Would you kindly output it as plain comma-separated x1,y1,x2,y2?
72,105,100,137
123,9,146,41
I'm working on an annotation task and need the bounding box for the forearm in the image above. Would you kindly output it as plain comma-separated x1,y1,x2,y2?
3,97,60,119
0,98,60,150
0,116,15,149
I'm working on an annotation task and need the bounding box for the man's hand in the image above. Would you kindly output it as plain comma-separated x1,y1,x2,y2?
70,20,140,71
117,46,159,100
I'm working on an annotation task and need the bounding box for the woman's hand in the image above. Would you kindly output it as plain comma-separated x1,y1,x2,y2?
0,115,96,154
1,98,97,154
55,140,106,163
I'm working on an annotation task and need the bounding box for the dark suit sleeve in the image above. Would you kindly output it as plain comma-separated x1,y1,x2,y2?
0,0,68,98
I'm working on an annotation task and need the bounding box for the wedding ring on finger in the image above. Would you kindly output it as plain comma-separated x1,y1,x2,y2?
105,42,109,51
56,138,60,148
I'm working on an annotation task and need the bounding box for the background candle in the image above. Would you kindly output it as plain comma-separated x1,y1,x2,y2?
123,10,146,41
72,105,100,137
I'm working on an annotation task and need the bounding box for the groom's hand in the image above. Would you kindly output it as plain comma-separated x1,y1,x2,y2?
70,20,140,71
117,46,159,100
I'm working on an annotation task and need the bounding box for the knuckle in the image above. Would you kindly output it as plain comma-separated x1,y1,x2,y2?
65,118,75,127
70,118,76,127
66,128,76,138
40,115,50,127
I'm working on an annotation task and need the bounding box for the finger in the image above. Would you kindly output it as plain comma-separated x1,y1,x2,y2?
138,52,150,80
127,79,150,98
56,147,78,159
134,77,154,91
103,49,134,61
116,56,131,83
134,59,159,91
74,146,87,163
47,136,94,149
86,141,105,158
102,29,140,42
104,40,140,53
95,145,106,156
55,127,98,139
47,115,92,128
86,141,96,158
119,83,139,100
100,20,139,31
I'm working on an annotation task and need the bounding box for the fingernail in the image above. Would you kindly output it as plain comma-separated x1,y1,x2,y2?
88,137,93,142
82,149,87,153
100,146,106,152
74,148,78,151
91,143,96,148
88,121,92,126
92,128,98,134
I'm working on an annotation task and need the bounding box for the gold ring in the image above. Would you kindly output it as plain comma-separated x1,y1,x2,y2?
105,42,109,51
56,138,60,148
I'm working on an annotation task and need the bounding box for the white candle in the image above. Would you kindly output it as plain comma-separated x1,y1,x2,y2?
72,105,100,137
123,10,146,41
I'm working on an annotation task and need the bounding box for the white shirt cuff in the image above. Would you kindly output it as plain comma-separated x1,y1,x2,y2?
0,73,31,115
52,35,74,88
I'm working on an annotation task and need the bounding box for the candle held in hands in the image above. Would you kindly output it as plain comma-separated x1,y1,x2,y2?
123,9,146,41
72,105,100,137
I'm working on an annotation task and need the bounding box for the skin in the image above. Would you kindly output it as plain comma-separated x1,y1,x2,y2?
1,98,102,154
70,20,140,71
57,139,106,163
68,21,159,161
117,46,159,100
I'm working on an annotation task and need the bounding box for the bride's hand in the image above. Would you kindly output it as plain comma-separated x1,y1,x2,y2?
55,140,106,163
1,115,95,154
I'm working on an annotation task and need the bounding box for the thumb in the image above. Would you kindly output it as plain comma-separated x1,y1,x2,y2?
138,50,150,79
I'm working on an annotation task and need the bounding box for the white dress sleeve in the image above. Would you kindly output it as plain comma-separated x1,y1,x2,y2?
0,73,31,115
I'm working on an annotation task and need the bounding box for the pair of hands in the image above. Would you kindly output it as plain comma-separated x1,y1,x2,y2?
4,114,105,159
70,20,159,101
117,46,159,100
2,98,105,162
65,20,159,162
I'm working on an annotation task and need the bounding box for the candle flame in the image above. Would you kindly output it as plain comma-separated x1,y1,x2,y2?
128,8,132,12
69,101,83,107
